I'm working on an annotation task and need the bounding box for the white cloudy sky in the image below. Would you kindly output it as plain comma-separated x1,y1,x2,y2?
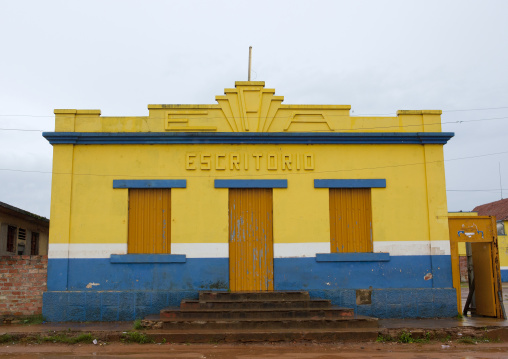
0,0,507,218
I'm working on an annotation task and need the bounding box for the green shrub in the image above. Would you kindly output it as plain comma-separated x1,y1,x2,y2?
121,331,154,344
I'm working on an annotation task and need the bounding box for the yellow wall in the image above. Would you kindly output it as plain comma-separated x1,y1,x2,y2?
48,143,445,247
499,220,508,269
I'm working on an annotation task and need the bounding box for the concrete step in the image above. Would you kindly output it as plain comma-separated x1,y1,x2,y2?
160,306,354,320
199,291,310,302
161,315,378,330
181,299,332,310
147,327,379,343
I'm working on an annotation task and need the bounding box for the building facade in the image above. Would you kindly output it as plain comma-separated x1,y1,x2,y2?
42,81,456,321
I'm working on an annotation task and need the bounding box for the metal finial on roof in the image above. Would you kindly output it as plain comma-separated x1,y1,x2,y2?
248,46,252,81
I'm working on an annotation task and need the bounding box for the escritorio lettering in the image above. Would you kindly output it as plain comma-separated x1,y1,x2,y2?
185,153,315,171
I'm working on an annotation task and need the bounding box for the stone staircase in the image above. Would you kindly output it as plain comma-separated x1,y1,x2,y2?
145,291,379,342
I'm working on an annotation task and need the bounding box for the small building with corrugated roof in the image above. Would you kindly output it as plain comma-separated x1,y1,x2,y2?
0,201,49,256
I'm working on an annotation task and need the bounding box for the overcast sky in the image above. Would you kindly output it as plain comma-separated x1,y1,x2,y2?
1,1,507,218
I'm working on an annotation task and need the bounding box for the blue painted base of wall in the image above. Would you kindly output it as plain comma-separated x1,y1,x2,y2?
47,256,453,291
308,288,457,319
501,270,508,282
42,288,457,322
43,290,198,322
43,255,456,321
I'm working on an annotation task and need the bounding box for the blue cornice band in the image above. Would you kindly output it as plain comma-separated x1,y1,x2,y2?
215,179,288,188
314,179,386,188
113,180,186,189
42,132,454,145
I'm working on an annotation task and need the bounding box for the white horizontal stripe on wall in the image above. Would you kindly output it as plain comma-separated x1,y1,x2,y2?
48,240,451,259
430,240,451,255
373,240,450,256
171,243,228,258
48,243,228,259
274,243,330,258
48,243,127,259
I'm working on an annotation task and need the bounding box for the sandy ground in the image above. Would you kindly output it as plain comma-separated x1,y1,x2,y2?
1,342,508,359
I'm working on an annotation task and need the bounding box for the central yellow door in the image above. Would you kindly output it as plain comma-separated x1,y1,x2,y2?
229,188,274,291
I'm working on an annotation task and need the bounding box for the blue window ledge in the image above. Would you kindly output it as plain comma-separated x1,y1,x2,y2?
315,253,390,262
110,254,186,264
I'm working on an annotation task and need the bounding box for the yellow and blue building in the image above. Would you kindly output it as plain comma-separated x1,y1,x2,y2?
42,81,457,321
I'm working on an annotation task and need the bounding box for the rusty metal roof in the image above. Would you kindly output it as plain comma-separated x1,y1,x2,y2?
473,198,508,221
0,201,49,223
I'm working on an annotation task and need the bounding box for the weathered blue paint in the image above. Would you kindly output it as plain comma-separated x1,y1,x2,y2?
44,255,455,321
215,179,288,188
42,132,455,145
47,258,229,292
42,287,456,321
274,256,452,290
112,180,187,189
110,254,186,263
307,288,457,318
501,270,508,282
47,255,452,292
430,254,453,288
47,258,69,291
314,179,387,188
43,290,199,322
315,253,390,262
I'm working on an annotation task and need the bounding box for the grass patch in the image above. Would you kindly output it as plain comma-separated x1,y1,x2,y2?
398,331,414,343
457,336,497,344
377,331,432,344
376,334,394,343
1,333,95,345
0,334,15,344
40,333,94,344
440,334,452,343
22,314,45,325
133,319,143,330
457,337,478,344
121,331,154,344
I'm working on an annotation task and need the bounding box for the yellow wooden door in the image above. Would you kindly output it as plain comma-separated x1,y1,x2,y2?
472,242,497,317
128,188,171,254
229,188,274,291
329,188,373,253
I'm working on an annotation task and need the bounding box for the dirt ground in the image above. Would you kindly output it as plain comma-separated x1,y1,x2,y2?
1,341,508,359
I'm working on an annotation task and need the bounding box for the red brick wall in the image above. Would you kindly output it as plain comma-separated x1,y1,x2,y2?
459,256,468,282
0,255,47,317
